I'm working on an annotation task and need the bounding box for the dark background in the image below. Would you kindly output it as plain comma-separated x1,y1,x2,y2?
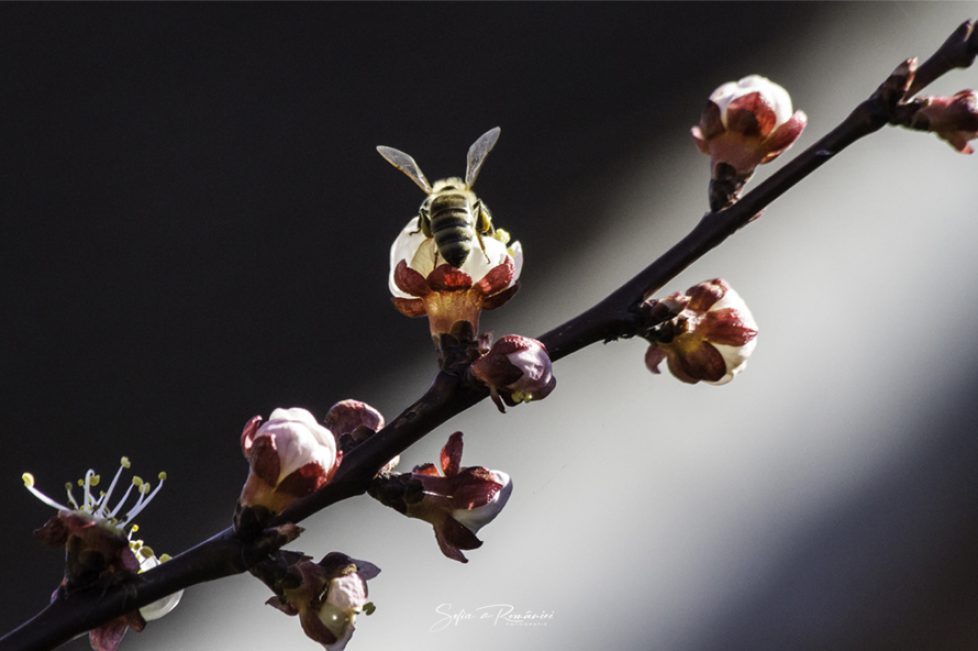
3,4,978,650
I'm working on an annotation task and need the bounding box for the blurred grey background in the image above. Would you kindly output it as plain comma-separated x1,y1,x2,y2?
3,3,978,650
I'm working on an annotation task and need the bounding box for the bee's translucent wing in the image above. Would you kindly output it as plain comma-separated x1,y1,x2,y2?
465,126,501,188
376,145,433,193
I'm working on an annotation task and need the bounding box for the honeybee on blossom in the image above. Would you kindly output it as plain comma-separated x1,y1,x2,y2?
377,127,501,268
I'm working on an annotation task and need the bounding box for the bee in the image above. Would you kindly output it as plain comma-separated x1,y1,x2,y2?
377,127,500,268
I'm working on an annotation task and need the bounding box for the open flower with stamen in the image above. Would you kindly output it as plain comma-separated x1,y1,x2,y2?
389,218,523,340
643,278,758,385
23,457,166,530
237,407,341,534
22,458,178,651
692,74,807,200
368,432,512,563
264,551,380,651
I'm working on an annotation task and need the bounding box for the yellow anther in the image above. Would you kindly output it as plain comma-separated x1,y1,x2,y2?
130,524,140,534
77,478,85,487
132,476,144,487
120,456,131,469
22,473,35,487
158,471,167,481
140,546,155,558
65,482,72,490
139,482,151,495
159,553,172,562
493,228,511,245
89,474,101,487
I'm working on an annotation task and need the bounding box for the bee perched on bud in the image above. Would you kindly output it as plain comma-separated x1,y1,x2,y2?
378,127,502,269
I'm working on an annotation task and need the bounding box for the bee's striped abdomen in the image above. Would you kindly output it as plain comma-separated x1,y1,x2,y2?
430,193,476,267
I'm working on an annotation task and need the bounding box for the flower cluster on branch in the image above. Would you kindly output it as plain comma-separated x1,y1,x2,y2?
8,19,978,651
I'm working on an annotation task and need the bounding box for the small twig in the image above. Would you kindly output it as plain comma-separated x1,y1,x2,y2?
907,20,978,96
2,20,974,651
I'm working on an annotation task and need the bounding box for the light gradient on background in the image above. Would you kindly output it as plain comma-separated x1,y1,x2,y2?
147,4,978,650
5,4,978,651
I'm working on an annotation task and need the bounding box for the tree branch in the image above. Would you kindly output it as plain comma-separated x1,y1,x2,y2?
2,19,973,651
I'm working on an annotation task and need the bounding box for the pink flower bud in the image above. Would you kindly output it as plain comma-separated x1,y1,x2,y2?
644,279,758,385
913,90,978,154
469,335,556,412
265,552,380,651
389,219,523,338
692,75,807,177
368,432,512,563
324,399,398,474
238,407,340,517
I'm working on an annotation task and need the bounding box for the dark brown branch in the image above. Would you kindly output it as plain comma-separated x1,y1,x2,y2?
907,20,978,96
2,20,973,651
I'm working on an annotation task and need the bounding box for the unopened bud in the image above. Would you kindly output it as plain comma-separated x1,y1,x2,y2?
643,279,758,385
912,90,978,154
692,75,807,179
469,335,556,412
237,408,340,532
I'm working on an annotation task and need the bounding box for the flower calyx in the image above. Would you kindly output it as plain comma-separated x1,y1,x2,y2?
641,278,758,385
368,431,512,563
389,218,523,344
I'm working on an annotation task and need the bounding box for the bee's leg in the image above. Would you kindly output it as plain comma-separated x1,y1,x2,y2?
413,207,433,237
477,202,495,236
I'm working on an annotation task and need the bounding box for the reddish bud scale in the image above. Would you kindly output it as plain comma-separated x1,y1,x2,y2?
913,90,978,153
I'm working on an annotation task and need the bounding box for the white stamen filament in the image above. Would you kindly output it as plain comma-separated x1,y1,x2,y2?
124,473,166,524
64,482,80,510
96,458,128,513
80,470,93,510
24,458,168,529
108,482,136,520
22,474,71,511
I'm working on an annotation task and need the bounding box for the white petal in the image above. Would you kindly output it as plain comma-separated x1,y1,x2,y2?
326,574,368,612
708,340,757,385
710,75,794,129
455,233,508,283
388,217,430,298
451,471,513,534
260,408,337,482
388,216,522,294
508,240,524,286
136,556,184,621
